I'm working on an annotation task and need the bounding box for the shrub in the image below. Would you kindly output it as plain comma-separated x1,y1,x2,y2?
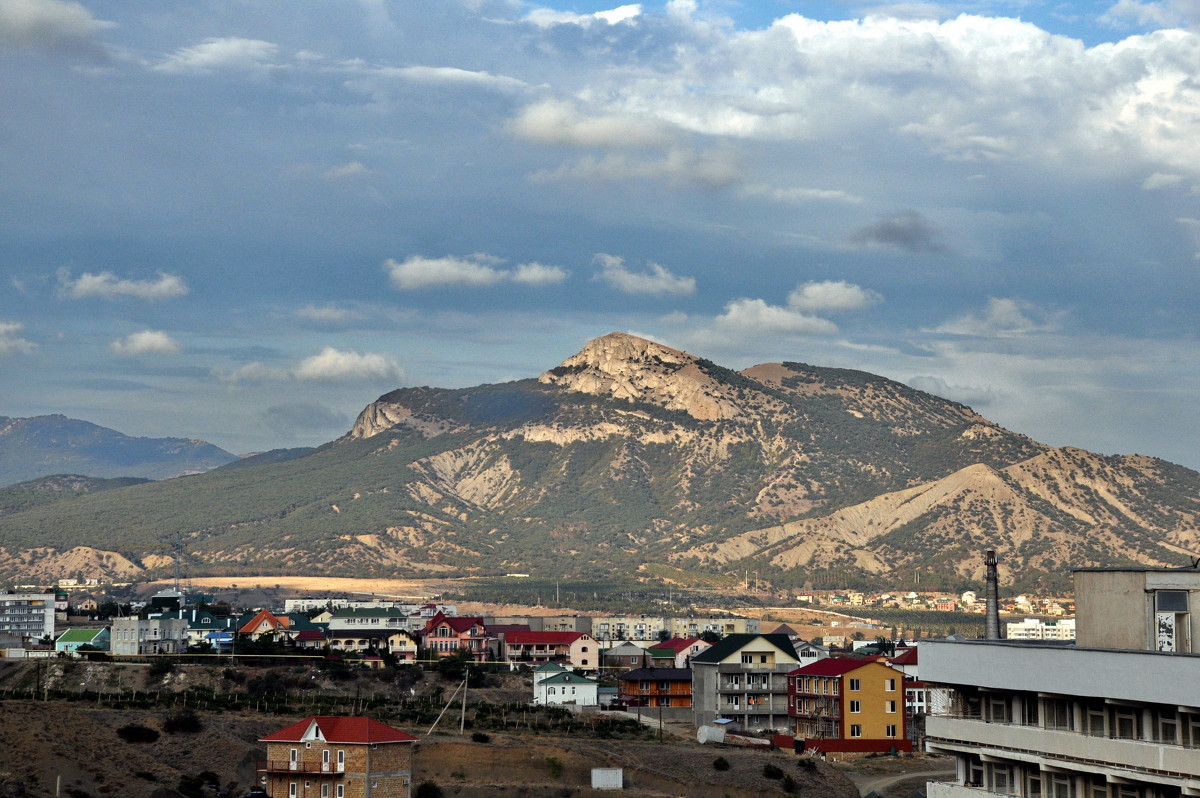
414,782,443,798
546,757,564,778
471,731,491,743
713,756,730,771
117,723,160,744
163,708,203,734
133,772,157,782
147,659,176,678
781,774,798,793
763,763,784,780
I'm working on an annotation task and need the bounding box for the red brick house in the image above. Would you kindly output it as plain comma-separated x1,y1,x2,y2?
259,716,417,798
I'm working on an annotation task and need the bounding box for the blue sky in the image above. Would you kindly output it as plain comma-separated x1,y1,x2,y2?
1,0,1197,470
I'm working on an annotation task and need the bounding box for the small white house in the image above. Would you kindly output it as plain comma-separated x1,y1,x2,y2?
533,671,599,706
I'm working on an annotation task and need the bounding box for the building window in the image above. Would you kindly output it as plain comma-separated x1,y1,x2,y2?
849,678,861,691
885,678,896,692
741,654,753,664
885,724,897,738
886,700,897,713
849,700,862,713
849,724,862,738
1047,773,1074,798
288,784,297,798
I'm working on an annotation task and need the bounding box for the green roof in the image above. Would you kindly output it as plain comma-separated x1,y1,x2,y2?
534,661,568,672
539,672,597,686
57,629,105,643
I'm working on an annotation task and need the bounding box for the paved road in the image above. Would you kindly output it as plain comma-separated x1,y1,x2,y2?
846,765,956,797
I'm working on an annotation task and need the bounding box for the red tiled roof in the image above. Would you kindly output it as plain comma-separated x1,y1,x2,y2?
261,716,418,744
890,647,919,665
504,631,586,645
655,637,705,653
294,630,326,641
787,657,873,677
422,612,485,635
238,609,289,635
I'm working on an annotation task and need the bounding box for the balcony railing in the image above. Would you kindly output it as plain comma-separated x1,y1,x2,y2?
257,760,346,775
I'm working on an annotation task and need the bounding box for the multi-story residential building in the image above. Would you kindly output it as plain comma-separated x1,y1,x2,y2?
0,591,55,643
665,616,761,640
691,633,801,732
1005,617,1076,640
259,716,417,798
110,617,187,655
788,658,910,753
923,565,1200,798
602,641,649,670
327,629,419,660
499,631,598,669
617,668,693,707
590,615,669,642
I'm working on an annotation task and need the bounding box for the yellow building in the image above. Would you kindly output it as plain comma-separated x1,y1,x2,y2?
788,658,910,753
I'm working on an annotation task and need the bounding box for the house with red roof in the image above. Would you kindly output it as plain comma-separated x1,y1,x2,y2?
239,609,292,640
788,657,911,753
419,612,492,661
651,637,711,668
499,630,598,669
259,715,417,798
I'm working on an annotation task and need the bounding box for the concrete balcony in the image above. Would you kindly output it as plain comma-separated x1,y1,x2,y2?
925,782,987,798
926,716,1200,783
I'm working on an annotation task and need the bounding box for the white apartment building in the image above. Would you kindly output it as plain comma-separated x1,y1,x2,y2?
110,617,188,655
0,591,55,643
923,566,1200,798
1005,617,1076,640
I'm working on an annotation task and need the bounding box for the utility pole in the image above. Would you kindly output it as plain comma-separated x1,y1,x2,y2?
459,668,469,734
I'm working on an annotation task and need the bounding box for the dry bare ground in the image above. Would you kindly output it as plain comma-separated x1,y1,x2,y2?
0,699,856,798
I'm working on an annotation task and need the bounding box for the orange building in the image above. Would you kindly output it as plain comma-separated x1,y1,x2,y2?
788,658,911,753
616,667,693,707
259,716,418,798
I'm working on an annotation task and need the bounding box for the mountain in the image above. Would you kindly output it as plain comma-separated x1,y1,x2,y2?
0,333,1196,591
0,415,237,487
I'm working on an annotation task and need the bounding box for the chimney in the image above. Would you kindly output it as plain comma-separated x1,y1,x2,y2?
984,549,1002,640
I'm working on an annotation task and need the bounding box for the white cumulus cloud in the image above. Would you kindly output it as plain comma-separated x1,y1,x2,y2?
0,320,36,355
0,0,106,53
1143,172,1184,190
384,254,568,289
789,280,882,313
594,254,696,296
57,270,189,301
293,347,404,382
390,66,529,92
714,298,839,335
513,262,568,285
109,330,181,356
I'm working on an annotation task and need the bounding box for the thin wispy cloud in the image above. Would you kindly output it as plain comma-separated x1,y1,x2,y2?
0,320,36,355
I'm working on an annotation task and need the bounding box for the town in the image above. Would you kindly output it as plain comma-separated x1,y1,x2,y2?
2,554,1192,798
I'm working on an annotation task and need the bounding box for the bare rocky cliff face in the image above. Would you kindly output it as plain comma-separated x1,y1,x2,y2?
4,332,1198,590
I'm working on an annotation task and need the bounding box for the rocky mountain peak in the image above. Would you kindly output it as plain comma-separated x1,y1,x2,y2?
538,332,744,421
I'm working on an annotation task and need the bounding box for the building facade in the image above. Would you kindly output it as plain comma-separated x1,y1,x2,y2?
616,667,693,707
110,617,187,655
788,658,910,753
690,633,801,732
0,591,55,643
260,716,417,798
923,565,1200,798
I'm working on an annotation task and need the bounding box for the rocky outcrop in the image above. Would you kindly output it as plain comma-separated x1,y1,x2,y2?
538,332,745,421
